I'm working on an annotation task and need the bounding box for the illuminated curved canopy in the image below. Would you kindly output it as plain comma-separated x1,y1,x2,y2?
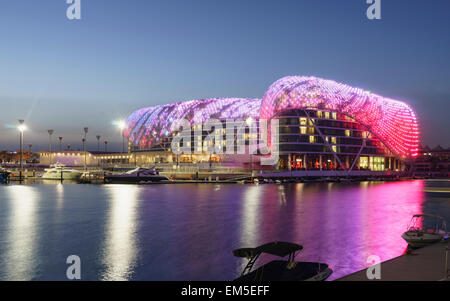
125,98,261,148
125,76,420,158
261,76,419,158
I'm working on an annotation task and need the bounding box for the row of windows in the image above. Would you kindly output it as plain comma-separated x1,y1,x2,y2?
278,144,387,155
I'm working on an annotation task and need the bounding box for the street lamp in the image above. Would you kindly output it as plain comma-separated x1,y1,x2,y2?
245,117,254,172
48,129,54,164
104,140,108,152
18,120,26,180
47,129,54,151
116,120,127,153
96,135,101,152
59,136,63,151
83,127,88,170
117,120,126,153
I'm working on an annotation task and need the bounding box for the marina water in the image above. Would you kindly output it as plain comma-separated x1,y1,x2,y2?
0,180,449,281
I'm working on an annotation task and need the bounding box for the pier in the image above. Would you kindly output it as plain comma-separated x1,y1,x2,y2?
336,241,450,281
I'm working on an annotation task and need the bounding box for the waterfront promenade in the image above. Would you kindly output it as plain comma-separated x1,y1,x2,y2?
337,241,450,281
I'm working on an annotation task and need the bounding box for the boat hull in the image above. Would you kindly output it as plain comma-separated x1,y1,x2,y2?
401,232,445,248
234,260,333,281
41,172,81,180
104,175,170,184
0,172,10,183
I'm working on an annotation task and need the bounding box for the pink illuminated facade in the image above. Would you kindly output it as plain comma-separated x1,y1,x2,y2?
125,76,419,172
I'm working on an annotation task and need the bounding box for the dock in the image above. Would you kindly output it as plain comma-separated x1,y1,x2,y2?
337,241,450,281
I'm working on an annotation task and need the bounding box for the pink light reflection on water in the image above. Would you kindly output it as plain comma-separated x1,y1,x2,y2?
247,180,425,280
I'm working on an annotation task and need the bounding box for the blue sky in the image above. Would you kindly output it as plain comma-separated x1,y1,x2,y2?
0,0,449,150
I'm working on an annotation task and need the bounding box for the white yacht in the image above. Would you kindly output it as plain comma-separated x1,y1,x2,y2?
104,167,170,184
401,214,448,248
41,163,82,180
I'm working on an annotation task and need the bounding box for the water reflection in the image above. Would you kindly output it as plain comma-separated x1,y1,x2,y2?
0,180,445,281
240,185,263,247
56,183,64,210
100,185,140,280
3,185,39,280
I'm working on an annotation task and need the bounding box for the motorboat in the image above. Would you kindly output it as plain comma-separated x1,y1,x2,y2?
0,168,10,183
233,241,333,281
104,167,170,184
401,214,448,248
41,163,82,180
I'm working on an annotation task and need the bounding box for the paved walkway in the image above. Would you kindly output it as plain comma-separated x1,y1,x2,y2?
337,241,449,281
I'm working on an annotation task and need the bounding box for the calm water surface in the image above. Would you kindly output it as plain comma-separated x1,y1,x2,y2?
0,180,449,281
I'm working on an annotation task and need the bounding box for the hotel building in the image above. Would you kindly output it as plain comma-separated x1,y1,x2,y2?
123,76,420,175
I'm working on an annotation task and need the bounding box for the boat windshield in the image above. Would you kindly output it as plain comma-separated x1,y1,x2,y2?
407,214,446,232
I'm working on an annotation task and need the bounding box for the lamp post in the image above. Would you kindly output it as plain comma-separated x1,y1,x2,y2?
47,129,54,152
83,127,88,170
18,120,26,181
246,117,254,174
96,135,101,152
48,129,54,164
117,121,126,153
104,140,108,152
59,136,63,151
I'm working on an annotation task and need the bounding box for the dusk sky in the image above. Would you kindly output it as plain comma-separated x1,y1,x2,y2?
1,0,449,151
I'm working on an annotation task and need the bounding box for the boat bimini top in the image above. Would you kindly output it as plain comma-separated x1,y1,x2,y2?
233,241,303,259
233,242,303,276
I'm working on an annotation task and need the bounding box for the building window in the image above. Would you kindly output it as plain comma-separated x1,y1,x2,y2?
300,126,307,134
309,135,315,143
360,156,369,169
331,137,337,144
324,112,330,119
317,111,323,118
345,130,351,137
332,112,337,120
299,118,307,126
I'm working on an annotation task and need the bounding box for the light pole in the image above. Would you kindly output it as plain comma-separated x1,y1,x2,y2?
48,129,54,164
117,121,126,153
246,117,254,174
96,135,101,152
18,120,26,181
48,129,54,152
83,127,88,170
104,140,108,165
59,136,63,151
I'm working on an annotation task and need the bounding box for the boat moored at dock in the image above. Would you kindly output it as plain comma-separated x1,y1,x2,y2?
41,163,82,180
401,214,448,248
233,241,333,281
0,168,10,183
104,167,170,184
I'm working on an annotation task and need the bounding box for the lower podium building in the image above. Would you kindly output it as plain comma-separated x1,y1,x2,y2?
124,76,420,176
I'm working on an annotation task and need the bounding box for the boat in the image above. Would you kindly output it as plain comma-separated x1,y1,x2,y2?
0,168,10,183
104,167,170,184
233,241,333,281
401,214,448,248
41,163,82,180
